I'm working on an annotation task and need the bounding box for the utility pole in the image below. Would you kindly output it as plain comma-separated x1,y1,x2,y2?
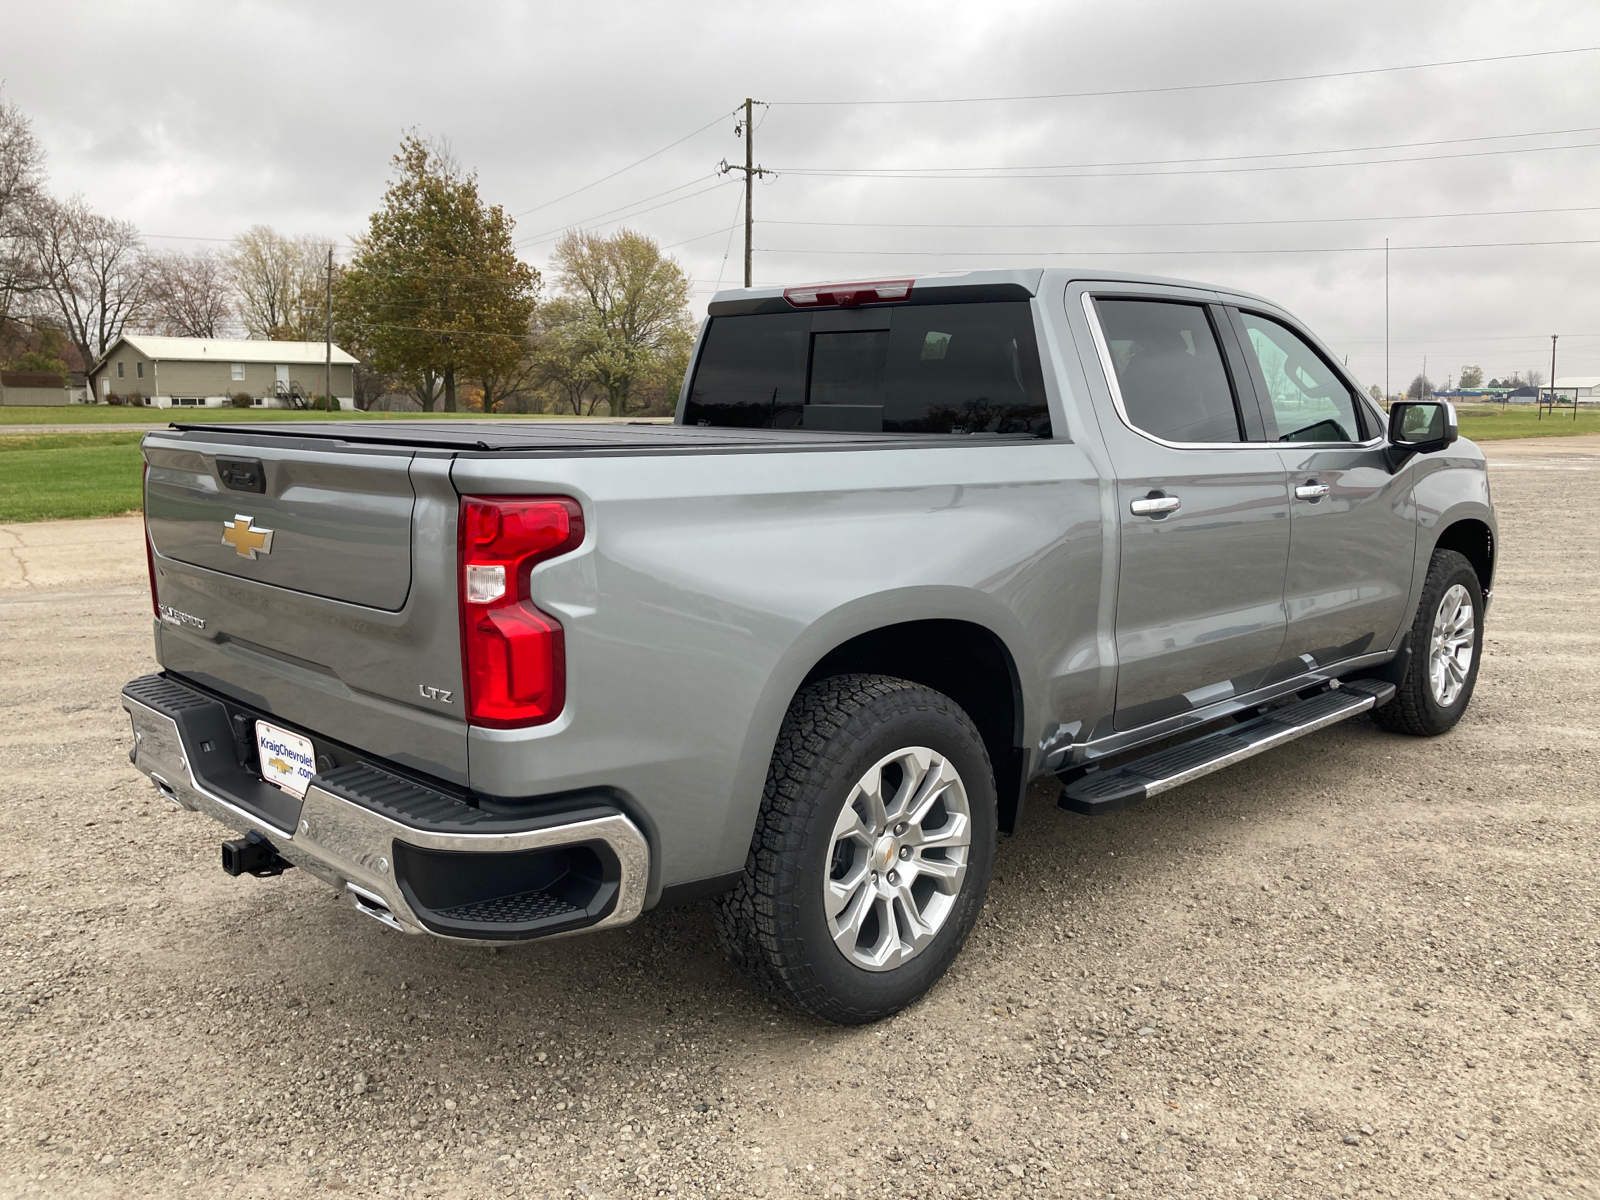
325,248,334,409
1384,237,1390,405
719,98,772,288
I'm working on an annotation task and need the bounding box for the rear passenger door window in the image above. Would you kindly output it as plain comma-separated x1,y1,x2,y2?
1093,299,1244,444
1236,312,1364,443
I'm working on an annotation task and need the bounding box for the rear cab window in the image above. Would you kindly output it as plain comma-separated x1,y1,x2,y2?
682,301,1051,436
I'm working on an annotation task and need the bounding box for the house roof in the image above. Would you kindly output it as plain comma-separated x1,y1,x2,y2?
92,335,358,373
1554,376,1600,389
0,370,65,388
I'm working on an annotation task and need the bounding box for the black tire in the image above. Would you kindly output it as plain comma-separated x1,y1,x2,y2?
714,674,998,1024
1372,548,1484,737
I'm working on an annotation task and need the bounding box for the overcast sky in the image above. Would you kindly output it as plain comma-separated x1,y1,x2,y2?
8,0,1600,389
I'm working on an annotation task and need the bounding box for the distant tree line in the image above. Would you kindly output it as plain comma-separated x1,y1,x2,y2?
0,97,694,415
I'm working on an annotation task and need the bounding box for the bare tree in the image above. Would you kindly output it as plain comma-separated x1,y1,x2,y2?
228,225,333,340
29,195,145,369
143,247,233,337
0,93,46,329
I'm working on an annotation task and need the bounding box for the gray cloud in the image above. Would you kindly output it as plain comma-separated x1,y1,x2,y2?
7,0,1600,386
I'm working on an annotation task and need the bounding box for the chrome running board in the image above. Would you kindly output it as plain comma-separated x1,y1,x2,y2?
1060,679,1395,816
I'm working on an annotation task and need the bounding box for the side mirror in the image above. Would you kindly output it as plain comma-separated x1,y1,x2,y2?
1386,400,1457,470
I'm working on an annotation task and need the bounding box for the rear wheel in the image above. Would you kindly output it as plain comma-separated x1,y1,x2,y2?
714,674,997,1024
1373,549,1484,736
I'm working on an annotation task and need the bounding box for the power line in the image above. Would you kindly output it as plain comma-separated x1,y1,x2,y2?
759,204,1600,232
754,237,1600,258
765,45,1600,106
660,224,742,251
515,174,719,244
509,110,736,218
512,178,736,249
774,138,1600,181
772,125,1600,176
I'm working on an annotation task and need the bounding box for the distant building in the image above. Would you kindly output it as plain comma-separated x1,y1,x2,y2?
1553,376,1600,402
87,336,357,408
0,370,70,405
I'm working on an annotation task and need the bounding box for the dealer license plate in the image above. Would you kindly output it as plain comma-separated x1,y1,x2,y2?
255,720,316,798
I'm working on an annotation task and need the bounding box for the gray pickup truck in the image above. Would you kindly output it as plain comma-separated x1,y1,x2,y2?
123,268,1494,1024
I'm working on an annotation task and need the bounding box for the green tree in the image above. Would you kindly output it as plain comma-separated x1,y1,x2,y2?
337,135,538,412
1458,364,1483,389
1406,374,1434,400
5,324,70,374
548,229,693,417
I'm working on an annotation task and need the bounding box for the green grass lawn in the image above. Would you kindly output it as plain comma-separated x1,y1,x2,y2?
1454,404,1600,440
0,405,585,425
2,405,1595,524
0,433,145,522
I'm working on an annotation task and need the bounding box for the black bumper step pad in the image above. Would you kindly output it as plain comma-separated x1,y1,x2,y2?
433,890,582,925
1061,679,1394,816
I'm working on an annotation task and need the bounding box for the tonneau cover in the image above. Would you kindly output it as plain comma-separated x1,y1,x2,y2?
163,420,1022,454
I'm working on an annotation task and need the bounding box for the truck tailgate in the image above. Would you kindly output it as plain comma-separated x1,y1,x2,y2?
146,440,415,609
142,431,467,785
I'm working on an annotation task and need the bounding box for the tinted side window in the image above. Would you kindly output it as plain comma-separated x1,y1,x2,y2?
682,312,808,428
1239,312,1363,443
682,302,1049,435
1095,299,1243,443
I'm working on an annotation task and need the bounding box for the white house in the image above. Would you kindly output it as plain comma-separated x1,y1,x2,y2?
88,336,357,409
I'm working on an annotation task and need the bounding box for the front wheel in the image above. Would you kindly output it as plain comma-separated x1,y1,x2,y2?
714,674,998,1024
1373,548,1484,736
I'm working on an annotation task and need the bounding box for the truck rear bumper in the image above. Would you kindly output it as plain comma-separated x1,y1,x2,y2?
121,673,650,943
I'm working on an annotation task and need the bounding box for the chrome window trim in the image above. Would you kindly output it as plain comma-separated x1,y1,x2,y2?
1079,291,1383,452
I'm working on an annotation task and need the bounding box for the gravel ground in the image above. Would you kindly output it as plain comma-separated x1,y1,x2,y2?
1,437,1595,1200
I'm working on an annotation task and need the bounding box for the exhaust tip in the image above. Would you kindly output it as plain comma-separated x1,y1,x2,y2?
346,882,406,933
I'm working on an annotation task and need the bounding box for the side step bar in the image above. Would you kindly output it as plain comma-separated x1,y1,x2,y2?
1060,678,1395,816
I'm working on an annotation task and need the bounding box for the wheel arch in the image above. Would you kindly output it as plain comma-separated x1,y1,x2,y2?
717,591,1039,874
801,618,1028,836
1432,517,1495,595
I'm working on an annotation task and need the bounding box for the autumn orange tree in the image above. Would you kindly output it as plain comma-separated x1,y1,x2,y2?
337,134,538,411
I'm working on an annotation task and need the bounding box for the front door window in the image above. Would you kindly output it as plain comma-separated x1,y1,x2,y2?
1238,313,1363,443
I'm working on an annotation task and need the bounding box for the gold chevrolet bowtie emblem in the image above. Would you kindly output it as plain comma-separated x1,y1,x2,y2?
221,514,274,559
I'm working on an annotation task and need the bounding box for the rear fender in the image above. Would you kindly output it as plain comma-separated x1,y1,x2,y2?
718,587,1038,871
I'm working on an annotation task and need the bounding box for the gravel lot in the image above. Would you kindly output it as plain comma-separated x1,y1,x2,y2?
1,437,1596,1200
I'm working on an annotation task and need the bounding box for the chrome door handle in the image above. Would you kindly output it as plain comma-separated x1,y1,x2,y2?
1295,482,1330,500
1130,495,1181,516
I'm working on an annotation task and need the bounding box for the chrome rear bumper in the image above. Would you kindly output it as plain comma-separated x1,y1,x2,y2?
122,675,649,942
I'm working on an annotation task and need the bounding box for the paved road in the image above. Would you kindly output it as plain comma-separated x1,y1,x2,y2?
1,438,1595,1199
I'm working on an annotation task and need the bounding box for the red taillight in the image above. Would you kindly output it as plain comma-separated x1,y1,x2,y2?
143,461,158,616
783,279,913,308
457,496,584,727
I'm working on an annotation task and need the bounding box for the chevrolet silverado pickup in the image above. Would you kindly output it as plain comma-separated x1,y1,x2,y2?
122,268,1495,1024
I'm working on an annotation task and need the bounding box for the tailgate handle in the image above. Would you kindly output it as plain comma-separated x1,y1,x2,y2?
217,457,266,494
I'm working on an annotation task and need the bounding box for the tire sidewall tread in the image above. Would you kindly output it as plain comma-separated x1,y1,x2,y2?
1373,548,1484,737
714,673,998,1025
